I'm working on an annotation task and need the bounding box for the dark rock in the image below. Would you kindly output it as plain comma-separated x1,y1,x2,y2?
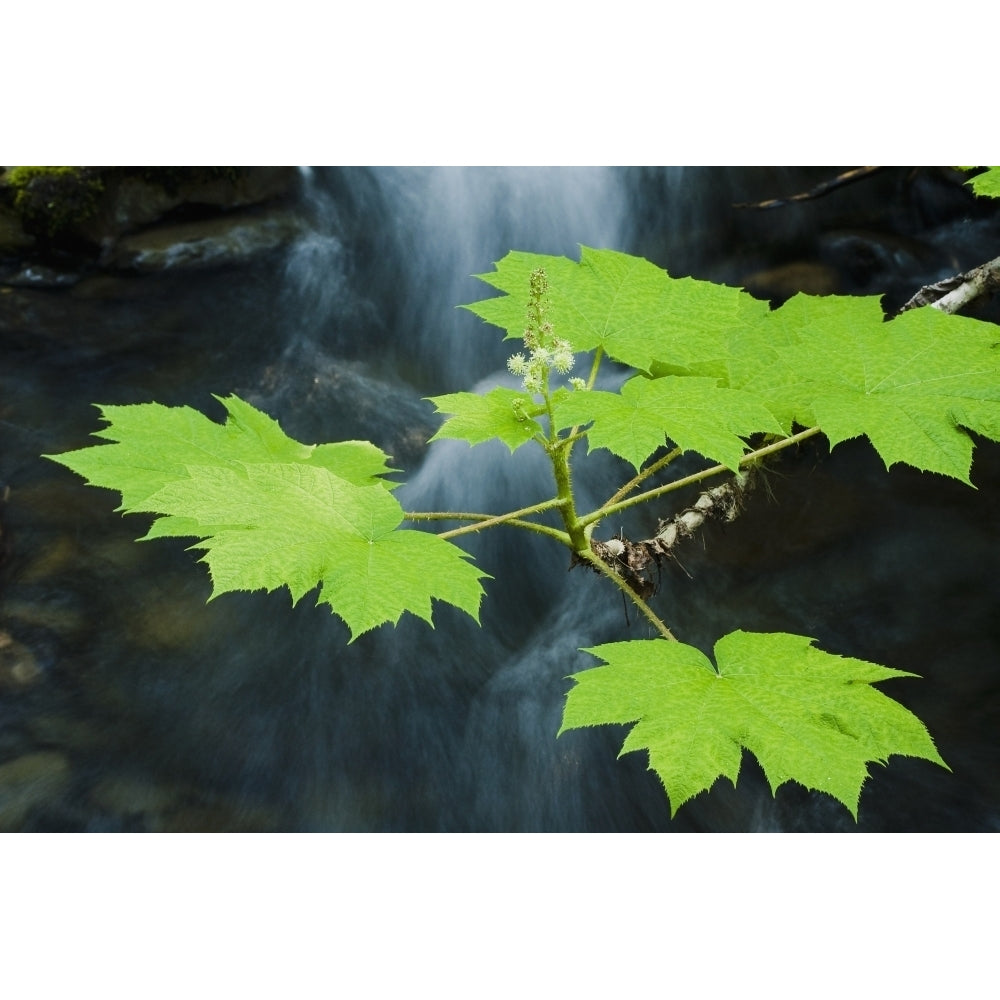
3,263,81,288
77,167,299,244
741,260,841,300
0,751,71,830
106,207,307,272
0,631,43,691
0,167,301,278
0,206,34,255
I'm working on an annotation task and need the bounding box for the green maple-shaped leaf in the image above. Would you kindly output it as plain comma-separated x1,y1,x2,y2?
427,387,542,452
959,166,1000,198
735,294,1000,483
554,375,783,472
143,462,488,639
47,394,396,511
46,397,488,639
560,631,948,819
464,246,770,374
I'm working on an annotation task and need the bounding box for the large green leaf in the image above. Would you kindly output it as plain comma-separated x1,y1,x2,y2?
464,246,770,375
46,397,488,639
960,166,1000,198
560,631,948,818
47,394,397,510
468,248,1000,485
736,294,1000,483
427,387,542,452
143,462,488,639
554,375,783,472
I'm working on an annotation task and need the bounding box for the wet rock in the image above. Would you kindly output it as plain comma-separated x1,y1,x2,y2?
90,775,280,831
129,591,227,652
154,801,281,833
0,168,303,292
2,263,82,288
0,631,43,691
0,481,7,567
1,595,88,638
106,208,307,272
0,751,71,830
248,356,439,472
24,712,116,753
79,167,297,244
1,167,299,248
741,260,841,300
90,774,184,818
817,228,939,291
69,272,165,300
13,533,85,585
0,206,34,255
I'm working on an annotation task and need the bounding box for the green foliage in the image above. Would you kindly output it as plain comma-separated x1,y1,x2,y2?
560,631,947,818
730,293,1000,483
428,387,542,452
50,394,396,508
47,242,1000,823
467,248,1000,484
959,166,1000,198
464,247,770,375
46,395,488,640
554,374,782,473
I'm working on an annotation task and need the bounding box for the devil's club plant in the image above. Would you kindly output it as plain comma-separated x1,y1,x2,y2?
47,177,1000,820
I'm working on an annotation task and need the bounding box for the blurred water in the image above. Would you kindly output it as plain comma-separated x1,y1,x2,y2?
1,166,999,831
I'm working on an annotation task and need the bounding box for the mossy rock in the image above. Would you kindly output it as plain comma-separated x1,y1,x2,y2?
0,204,34,255
0,167,296,254
1,166,106,240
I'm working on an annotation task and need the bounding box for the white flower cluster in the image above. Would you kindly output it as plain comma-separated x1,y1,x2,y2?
507,267,580,396
507,339,576,393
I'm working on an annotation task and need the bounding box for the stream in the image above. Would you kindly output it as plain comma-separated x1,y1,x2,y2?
1,166,999,831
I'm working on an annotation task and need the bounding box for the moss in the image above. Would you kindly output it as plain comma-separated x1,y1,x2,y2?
0,166,106,238
0,167,256,253
131,166,246,197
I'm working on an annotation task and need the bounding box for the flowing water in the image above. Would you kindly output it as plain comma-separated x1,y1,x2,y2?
1,166,999,831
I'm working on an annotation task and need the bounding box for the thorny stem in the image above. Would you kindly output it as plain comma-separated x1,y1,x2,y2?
405,499,570,543
602,446,683,508
577,548,677,641
548,430,588,552
585,346,604,390
555,428,589,450
578,425,824,529
444,518,570,544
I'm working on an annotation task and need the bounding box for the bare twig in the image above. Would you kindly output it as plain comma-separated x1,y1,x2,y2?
898,255,1000,315
573,238,1000,621
734,166,886,210
584,468,760,599
582,248,1000,594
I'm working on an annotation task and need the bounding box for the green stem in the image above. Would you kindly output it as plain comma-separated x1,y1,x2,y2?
549,432,588,552
443,518,570,544
585,346,604,390
555,428,590,450
578,425,824,529
602,446,683,508
405,498,570,543
577,548,677,641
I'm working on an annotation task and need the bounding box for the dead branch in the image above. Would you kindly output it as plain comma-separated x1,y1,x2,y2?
579,246,1000,604
898,254,1000,315
583,468,758,597
734,167,885,210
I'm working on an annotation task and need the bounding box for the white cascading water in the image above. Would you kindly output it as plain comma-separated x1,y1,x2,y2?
273,166,670,830
7,166,998,831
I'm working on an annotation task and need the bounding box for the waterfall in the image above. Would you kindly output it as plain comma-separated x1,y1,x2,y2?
4,166,999,831
286,166,629,391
